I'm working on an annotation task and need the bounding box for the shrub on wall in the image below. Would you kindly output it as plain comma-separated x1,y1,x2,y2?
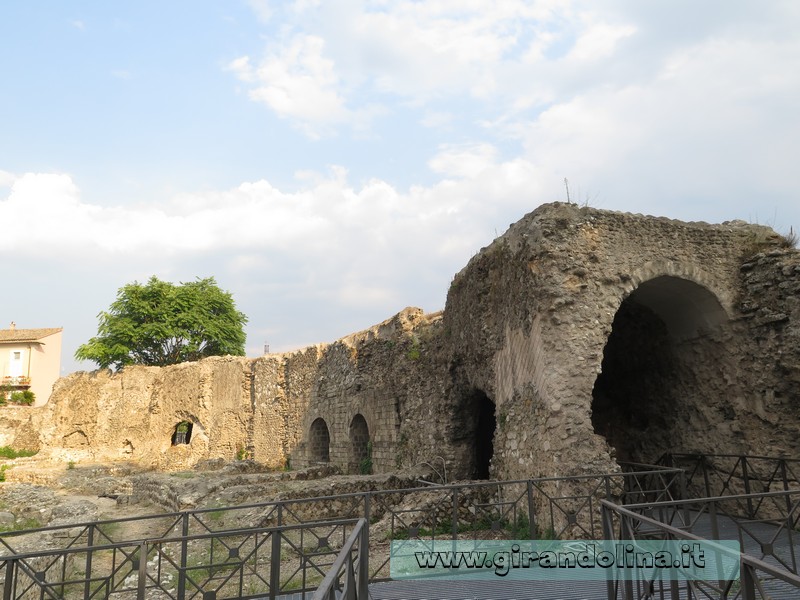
8,391,35,406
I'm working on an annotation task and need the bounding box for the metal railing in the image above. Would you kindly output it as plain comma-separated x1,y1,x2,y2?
1,518,362,600
311,518,368,600
601,497,800,599
607,489,800,575
660,454,800,514
0,463,684,595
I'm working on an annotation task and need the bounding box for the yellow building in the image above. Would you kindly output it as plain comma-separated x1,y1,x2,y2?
0,322,63,407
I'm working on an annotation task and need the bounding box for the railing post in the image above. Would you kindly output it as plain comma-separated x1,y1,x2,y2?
700,455,712,498
741,562,756,600
526,480,536,540
617,514,635,600
3,560,15,600
358,521,369,599
84,524,95,600
269,504,284,600
267,504,284,600
679,469,688,502
740,457,755,518
137,541,148,600
177,512,189,600
344,552,355,600
679,471,691,528
600,505,616,600
363,496,371,586
269,525,282,600
451,487,458,539
709,500,720,547
781,459,792,514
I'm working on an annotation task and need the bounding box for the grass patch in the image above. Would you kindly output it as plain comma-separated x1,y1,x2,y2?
96,520,123,540
0,446,38,459
0,517,42,533
390,513,546,541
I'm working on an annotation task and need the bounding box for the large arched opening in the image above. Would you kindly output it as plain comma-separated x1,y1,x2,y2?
349,414,371,474
309,418,331,463
591,276,730,464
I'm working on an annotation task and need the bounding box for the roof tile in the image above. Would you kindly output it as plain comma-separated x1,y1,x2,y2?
0,327,63,343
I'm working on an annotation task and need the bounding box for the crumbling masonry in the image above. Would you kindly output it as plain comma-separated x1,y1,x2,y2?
3,203,798,480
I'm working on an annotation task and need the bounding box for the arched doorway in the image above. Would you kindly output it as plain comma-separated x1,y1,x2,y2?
472,391,496,479
349,414,371,474
591,276,730,463
309,418,330,463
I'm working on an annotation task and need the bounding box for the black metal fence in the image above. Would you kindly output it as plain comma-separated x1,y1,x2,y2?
0,464,684,598
601,494,800,600
660,454,800,515
1,518,362,600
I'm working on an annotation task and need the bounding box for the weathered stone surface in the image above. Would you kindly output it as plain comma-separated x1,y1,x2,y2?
1,203,797,483
441,203,799,481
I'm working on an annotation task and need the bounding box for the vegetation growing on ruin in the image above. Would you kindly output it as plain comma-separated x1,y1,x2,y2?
0,446,38,459
0,389,35,406
359,441,373,475
0,517,41,533
75,276,248,369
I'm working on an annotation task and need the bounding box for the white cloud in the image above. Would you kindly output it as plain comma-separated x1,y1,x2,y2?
0,170,16,187
229,34,351,137
233,1,603,132
428,143,498,178
565,19,636,62
0,163,532,267
246,0,272,23
511,32,800,214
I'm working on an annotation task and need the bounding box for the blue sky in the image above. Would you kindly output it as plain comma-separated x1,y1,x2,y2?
2,0,799,376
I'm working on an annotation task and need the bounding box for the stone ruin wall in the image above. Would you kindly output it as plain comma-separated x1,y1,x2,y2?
2,203,798,482
1,308,453,475
442,203,800,482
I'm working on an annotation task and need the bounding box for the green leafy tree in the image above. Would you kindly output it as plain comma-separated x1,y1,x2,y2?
76,276,248,369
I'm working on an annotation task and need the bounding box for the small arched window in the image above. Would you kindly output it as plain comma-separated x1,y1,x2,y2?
172,421,193,445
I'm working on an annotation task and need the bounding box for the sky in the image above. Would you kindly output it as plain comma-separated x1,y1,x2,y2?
1,0,799,376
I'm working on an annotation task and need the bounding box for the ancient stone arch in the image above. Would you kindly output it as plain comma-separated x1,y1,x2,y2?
348,413,370,474
309,417,330,463
591,275,732,463
442,203,796,480
626,259,735,318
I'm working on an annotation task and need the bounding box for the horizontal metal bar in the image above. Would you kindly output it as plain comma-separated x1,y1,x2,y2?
0,518,362,562
601,499,800,588
622,488,800,510
667,453,800,463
